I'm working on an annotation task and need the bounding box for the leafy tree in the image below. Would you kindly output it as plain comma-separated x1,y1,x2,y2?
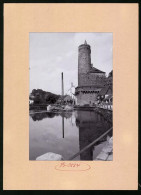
29,89,60,104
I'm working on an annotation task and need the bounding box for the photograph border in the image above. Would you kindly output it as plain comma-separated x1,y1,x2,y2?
0,0,140,192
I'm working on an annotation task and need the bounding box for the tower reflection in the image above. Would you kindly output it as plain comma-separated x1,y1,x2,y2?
75,110,111,160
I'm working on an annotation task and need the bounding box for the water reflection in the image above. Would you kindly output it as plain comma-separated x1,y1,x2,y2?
30,111,72,121
29,110,112,160
62,117,64,138
76,110,112,160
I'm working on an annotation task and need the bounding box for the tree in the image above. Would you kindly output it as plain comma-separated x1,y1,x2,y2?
29,89,60,104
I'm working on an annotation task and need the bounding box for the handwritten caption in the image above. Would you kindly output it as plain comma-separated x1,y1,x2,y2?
59,162,80,168
55,162,91,171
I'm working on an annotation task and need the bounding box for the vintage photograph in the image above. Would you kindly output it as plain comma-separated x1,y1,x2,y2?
29,33,113,161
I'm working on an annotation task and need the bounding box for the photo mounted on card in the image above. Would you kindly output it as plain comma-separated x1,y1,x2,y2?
29,32,113,161
4,3,138,190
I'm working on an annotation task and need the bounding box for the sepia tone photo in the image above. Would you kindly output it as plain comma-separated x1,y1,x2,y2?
29,33,113,161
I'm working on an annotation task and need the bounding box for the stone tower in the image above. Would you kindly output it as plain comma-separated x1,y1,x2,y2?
78,40,91,86
75,41,106,106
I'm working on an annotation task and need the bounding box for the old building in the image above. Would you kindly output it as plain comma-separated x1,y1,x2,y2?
56,95,74,105
75,41,106,106
97,85,112,103
97,70,113,109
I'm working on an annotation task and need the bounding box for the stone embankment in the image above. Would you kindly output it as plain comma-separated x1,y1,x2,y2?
94,107,112,124
95,136,113,161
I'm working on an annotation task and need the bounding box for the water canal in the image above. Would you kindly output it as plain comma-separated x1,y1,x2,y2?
29,110,112,160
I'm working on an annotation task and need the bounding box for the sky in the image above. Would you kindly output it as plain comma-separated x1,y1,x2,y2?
29,33,113,95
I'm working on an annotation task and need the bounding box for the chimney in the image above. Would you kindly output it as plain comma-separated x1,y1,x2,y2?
61,72,64,96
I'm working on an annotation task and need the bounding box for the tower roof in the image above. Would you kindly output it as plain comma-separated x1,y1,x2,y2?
98,85,112,96
84,40,87,45
89,67,105,74
79,40,90,48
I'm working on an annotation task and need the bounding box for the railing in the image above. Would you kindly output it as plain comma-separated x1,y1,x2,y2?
97,103,113,111
68,127,113,160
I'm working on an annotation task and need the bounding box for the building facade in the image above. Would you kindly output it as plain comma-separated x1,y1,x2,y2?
75,41,106,106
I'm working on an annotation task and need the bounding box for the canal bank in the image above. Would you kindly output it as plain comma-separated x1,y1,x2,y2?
94,107,112,124
92,107,113,160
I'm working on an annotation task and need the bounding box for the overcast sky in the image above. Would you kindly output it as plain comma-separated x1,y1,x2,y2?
29,33,113,95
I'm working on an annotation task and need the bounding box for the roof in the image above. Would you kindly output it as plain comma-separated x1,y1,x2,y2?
29,95,35,100
89,67,105,74
84,40,87,45
98,86,112,96
75,85,104,90
105,94,113,100
64,95,73,101
108,70,113,77
57,95,72,101
57,95,67,101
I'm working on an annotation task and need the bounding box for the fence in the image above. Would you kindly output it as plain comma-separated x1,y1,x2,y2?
97,102,113,111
